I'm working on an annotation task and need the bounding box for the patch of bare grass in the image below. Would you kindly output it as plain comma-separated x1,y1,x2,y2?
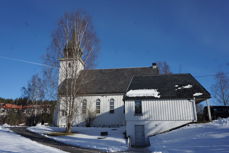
47,132,76,136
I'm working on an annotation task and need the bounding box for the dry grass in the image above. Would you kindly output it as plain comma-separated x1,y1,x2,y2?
47,132,76,136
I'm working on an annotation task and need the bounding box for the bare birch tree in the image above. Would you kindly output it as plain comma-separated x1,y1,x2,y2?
44,10,99,133
22,74,44,103
157,61,172,74
21,74,45,125
212,72,229,106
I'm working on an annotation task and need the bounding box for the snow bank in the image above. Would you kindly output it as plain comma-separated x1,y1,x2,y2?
30,123,61,134
0,125,66,153
2,123,11,128
126,89,160,98
211,118,229,128
0,125,11,132
149,118,229,153
28,126,128,152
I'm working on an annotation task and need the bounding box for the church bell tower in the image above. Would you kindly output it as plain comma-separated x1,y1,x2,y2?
58,40,85,85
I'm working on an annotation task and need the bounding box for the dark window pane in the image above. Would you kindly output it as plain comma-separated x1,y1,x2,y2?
135,100,142,115
82,99,87,114
96,99,100,114
110,98,114,113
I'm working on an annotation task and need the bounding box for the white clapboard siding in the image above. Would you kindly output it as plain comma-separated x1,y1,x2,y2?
125,99,196,121
77,95,125,126
58,59,84,85
56,94,125,127
126,120,192,146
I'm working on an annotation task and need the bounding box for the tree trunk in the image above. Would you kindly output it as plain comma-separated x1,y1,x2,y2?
66,122,72,133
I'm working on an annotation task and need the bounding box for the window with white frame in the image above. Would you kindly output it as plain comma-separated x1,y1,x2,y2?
110,98,114,113
96,99,100,114
82,99,87,114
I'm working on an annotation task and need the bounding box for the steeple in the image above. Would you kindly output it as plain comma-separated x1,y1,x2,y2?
58,30,85,85
63,29,83,59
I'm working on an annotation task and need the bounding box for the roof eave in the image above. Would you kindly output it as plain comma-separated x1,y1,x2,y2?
124,96,211,102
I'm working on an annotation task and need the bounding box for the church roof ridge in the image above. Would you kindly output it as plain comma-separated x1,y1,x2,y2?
84,66,152,71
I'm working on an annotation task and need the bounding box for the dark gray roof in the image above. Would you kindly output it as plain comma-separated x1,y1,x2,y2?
59,67,159,95
124,74,211,103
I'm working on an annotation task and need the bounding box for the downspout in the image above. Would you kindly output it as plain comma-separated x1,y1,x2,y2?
193,98,197,122
206,99,212,121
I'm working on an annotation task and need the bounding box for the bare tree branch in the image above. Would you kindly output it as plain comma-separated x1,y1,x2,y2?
157,61,172,74
21,74,45,125
212,72,229,106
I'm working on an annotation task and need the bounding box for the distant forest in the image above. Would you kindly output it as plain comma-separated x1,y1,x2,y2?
0,97,56,105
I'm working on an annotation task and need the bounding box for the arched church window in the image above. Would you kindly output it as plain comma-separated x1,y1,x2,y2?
96,99,100,114
82,99,87,114
110,98,114,113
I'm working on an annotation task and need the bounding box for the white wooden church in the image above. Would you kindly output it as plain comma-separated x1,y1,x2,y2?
54,47,211,146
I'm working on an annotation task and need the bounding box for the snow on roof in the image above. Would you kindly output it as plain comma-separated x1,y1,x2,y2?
193,93,203,97
126,89,160,98
176,84,193,90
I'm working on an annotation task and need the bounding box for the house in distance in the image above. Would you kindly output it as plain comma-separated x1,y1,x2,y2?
54,46,211,147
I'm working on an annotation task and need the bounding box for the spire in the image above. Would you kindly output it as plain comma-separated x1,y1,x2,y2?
63,29,82,59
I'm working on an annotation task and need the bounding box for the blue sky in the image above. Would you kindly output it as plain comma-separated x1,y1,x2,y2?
0,0,228,104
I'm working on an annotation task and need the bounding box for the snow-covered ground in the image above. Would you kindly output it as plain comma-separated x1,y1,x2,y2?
150,118,229,153
26,118,229,153
28,125,128,152
0,125,66,153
